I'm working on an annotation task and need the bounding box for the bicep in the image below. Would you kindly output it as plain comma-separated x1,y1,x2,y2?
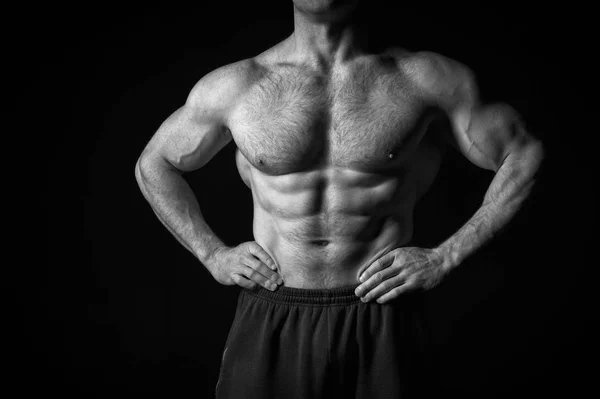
450,103,531,172
416,51,538,172
138,61,252,172
429,57,530,171
141,104,232,172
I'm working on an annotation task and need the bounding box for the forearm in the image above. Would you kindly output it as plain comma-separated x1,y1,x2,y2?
135,156,225,270
437,140,545,270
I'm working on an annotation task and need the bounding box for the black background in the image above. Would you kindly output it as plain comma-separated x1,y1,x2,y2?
18,1,596,398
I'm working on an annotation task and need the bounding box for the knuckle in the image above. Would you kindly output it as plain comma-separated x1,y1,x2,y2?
257,261,268,271
247,269,257,279
258,263,270,273
246,258,260,269
250,242,261,252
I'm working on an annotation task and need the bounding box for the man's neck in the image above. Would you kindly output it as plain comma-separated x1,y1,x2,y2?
289,5,364,70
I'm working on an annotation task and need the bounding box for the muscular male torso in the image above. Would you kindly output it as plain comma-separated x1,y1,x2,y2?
224,38,447,288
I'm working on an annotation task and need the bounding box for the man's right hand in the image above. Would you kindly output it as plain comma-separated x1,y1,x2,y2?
207,242,284,291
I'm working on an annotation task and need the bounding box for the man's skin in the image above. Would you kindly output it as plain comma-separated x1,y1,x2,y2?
135,0,544,304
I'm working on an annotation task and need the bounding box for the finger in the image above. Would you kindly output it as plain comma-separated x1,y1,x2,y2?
359,252,396,283
247,243,278,271
241,264,279,291
245,257,283,285
231,273,257,290
360,274,405,302
355,261,398,297
375,283,415,304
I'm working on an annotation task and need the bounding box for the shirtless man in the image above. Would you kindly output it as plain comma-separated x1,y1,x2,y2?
135,0,545,397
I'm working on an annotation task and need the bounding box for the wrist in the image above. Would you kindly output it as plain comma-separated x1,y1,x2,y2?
435,241,459,272
197,243,227,273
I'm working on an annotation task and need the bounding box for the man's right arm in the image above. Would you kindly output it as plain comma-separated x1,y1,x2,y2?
135,63,282,290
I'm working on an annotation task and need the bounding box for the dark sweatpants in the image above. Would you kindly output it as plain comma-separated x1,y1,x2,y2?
215,284,436,399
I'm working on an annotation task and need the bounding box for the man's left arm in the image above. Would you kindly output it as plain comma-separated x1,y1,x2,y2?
355,54,545,303
436,96,545,271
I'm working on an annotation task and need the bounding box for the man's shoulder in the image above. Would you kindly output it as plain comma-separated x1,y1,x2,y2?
186,58,263,111
390,49,473,92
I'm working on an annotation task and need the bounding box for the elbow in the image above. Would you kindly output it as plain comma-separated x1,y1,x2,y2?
135,155,147,189
528,138,546,175
135,151,180,189
517,139,547,193
135,151,155,188
134,156,144,186
508,134,546,173
500,138,546,188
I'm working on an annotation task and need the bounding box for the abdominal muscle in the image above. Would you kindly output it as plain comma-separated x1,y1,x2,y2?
248,167,419,289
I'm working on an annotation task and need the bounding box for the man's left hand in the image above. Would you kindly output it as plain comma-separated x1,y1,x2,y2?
354,247,447,304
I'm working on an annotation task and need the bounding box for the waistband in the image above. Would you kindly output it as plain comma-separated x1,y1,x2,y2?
244,283,362,306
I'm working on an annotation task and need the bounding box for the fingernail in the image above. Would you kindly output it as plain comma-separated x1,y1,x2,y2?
268,282,276,291
270,275,282,285
359,274,365,282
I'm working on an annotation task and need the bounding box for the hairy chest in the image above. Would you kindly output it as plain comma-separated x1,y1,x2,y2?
228,64,436,175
